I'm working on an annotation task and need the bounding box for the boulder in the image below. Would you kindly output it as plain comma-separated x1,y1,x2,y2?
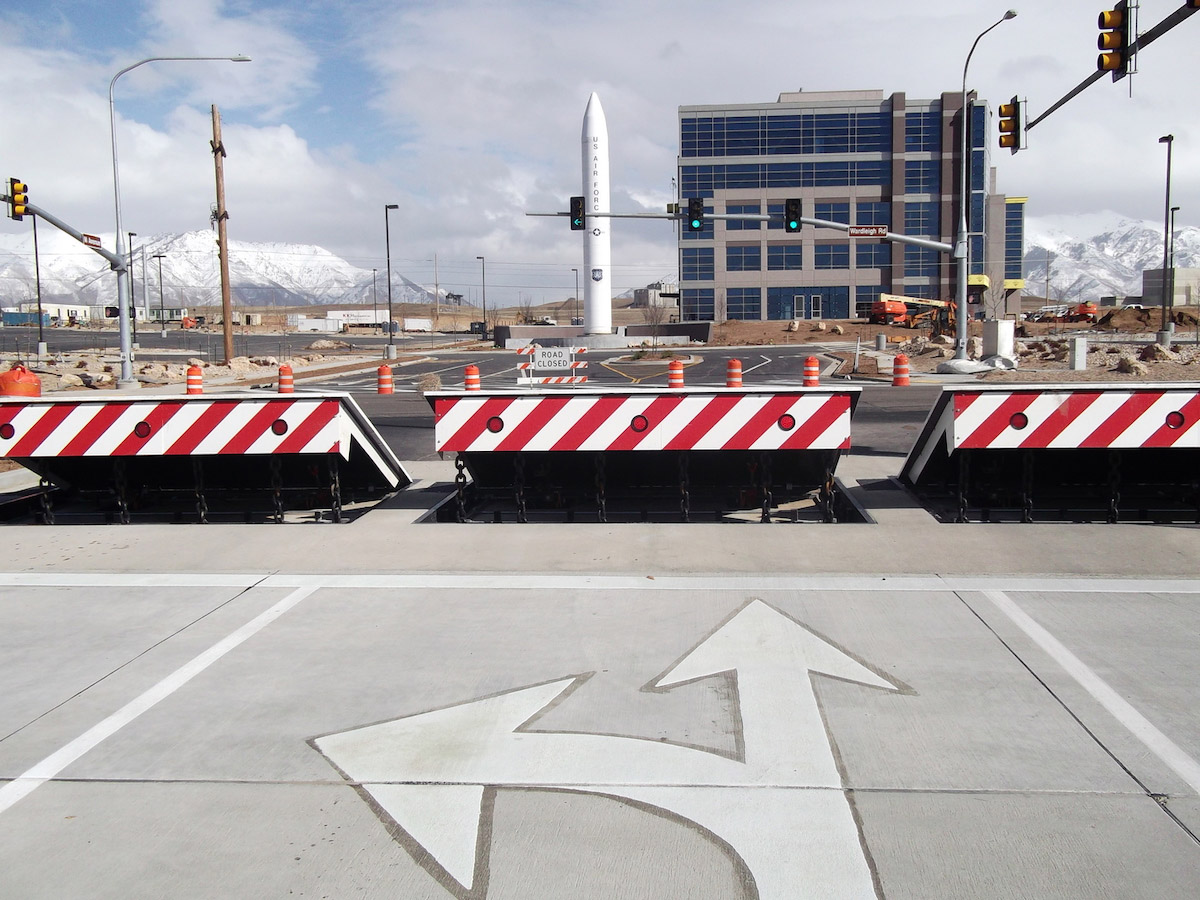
1116,355,1148,376
1139,342,1179,362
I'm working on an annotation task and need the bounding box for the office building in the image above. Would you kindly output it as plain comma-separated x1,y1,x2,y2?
676,89,1026,322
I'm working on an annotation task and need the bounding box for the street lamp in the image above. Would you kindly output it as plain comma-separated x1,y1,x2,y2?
152,253,166,336
109,54,251,387
955,9,1018,361
384,204,398,359
1159,134,1174,339
127,231,138,346
476,256,487,341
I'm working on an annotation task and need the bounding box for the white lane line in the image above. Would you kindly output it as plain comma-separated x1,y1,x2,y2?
3,574,1200,593
983,589,1200,795
0,586,318,817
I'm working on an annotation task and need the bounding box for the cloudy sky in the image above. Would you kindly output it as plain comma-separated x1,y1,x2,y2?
1,0,1196,305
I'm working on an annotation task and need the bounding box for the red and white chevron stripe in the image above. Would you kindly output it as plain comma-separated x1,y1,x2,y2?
432,390,852,453
0,397,344,458
952,387,1200,450
516,376,589,385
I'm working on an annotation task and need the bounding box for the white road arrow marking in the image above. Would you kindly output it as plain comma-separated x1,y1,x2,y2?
314,600,900,897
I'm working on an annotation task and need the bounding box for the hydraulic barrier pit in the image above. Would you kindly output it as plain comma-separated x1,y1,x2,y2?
0,392,411,523
901,383,1200,523
428,385,862,523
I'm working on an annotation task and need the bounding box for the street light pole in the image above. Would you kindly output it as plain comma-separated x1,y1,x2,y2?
955,10,1018,361
152,253,166,336
109,54,250,388
371,268,378,334
127,232,138,347
384,204,399,359
476,256,487,341
1159,134,1174,338
572,267,579,327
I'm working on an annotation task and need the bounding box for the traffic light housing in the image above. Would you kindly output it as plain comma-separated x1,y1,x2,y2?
784,198,802,233
569,195,585,230
998,97,1022,154
8,178,27,221
687,197,705,232
1097,1,1132,80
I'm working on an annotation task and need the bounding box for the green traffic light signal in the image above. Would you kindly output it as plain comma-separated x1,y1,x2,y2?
687,198,705,232
569,196,585,230
784,198,802,233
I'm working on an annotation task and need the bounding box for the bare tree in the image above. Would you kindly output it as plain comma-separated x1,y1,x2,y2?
643,299,667,354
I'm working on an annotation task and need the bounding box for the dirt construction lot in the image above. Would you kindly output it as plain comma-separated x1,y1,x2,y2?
708,307,1200,383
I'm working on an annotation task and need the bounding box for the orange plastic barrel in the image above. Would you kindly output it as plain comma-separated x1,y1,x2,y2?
668,359,685,389
803,356,820,387
377,365,394,395
725,358,743,388
0,364,41,397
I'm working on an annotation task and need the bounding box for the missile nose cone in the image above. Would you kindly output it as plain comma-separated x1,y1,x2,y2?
583,92,607,128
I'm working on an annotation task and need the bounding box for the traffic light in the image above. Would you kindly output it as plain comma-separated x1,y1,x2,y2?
1097,1,1132,80
784,198,802,233
569,195,585,230
687,197,705,232
8,178,27,221
998,97,1022,154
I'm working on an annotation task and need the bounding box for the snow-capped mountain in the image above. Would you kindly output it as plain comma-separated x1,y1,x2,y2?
0,230,442,309
1024,212,1200,302
1,213,1194,309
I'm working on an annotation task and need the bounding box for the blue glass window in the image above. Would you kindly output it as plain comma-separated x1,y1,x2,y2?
726,204,761,231
814,202,850,225
814,244,850,269
856,202,890,227
726,244,761,272
969,235,985,276
904,245,940,277
767,244,803,270
682,288,714,321
904,160,940,194
766,203,786,230
904,201,940,236
681,246,714,281
681,161,890,194
905,110,941,152
766,115,801,155
856,285,883,317
726,288,761,320
856,243,891,268
767,287,802,320
1005,203,1025,281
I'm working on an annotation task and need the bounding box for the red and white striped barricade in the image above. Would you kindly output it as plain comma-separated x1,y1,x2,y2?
0,392,411,521
901,383,1200,523
427,385,860,519
516,346,588,386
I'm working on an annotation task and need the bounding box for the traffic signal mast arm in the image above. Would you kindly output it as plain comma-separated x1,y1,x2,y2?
1026,1,1197,133
529,206,953,252
0,193,128,273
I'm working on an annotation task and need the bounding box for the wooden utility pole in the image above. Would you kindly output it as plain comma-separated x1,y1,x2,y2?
211,104,234,365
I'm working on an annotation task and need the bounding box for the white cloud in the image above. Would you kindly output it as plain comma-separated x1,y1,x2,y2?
1,0,1197,308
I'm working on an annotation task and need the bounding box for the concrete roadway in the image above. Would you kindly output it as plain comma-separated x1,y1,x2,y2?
2,372,1199,898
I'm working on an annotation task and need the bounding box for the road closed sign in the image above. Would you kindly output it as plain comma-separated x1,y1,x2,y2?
533,347,570,370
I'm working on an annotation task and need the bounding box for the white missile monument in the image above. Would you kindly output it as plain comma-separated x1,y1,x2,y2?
581,93,612,335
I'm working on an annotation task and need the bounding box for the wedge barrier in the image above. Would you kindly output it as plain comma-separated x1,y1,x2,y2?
900,382,1200,523
0,392,411,523
428,385,860,523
